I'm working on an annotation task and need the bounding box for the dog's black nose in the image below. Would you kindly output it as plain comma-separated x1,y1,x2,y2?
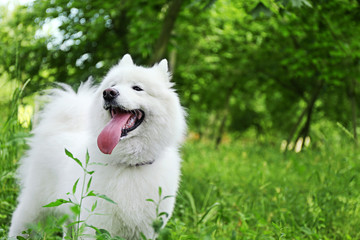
103,88,119,101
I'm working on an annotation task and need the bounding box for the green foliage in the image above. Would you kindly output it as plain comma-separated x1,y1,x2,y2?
18,215,68,240
0,0,178,93
0,4,49,95
145,187,175,240
2,110,360,239
41,149,118,239
0,83,30,235
6,149,173,239
1,0,360,143
2,0,360,238
169,137,360,239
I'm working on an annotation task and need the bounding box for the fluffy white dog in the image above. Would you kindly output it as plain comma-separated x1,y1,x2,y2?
9,54,186,239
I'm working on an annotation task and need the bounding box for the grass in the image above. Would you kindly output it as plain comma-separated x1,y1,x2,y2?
1,91,360,239
0,85,30,237
169,138,360,239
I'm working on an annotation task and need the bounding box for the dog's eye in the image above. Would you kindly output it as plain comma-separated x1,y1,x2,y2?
132,86,143,91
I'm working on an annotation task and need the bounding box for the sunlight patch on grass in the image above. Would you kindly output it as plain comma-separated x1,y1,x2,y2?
17,104,33,128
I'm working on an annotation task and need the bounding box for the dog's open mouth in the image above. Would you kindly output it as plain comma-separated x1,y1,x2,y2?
110,107,145,137
97,106,145,154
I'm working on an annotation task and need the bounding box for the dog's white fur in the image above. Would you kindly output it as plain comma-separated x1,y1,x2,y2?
9,54,186,239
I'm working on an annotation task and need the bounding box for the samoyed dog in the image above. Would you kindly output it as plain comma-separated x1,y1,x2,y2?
9,54,186,239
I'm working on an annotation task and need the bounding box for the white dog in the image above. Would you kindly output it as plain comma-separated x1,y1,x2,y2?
9,54,186,239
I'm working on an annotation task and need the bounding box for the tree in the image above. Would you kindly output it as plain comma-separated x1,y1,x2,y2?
2,0,360,147
1,0,188,95
253,0,360,147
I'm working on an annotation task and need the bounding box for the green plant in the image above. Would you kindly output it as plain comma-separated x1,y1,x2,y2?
42,149,118,240
144,187,174,240
39,150,174,240
0,81,31,236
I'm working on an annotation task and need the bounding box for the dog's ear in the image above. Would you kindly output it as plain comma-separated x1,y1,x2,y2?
119,54,134,65
157,59,173,84
158,59,168,73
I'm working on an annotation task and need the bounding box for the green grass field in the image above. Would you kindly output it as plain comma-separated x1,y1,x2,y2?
2,139,360,239
1,97,360,239
170,139,360,239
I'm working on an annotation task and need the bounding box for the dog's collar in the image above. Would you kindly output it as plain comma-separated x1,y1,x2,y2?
128,159,155,167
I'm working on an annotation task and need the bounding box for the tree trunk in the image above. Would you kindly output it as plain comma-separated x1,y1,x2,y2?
285,80,324,152
350,78,358,145
112,7,131,53
149,0,183,65
214,81,238,149
285,104,308,151
295,97,314,148
215,110,228,149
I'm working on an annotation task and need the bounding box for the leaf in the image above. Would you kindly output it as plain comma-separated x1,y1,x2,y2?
65,149,83,168
86,176,93,193
140,232,147,240
85,149,90,165
158,187,162,198
85,191,116,204
146,199,155,203
65,148,73,158
16,236,26,240
152,218,164,233
70,204,80,215
91,200,98,212
43,198,71,207
89,162,107,166
73,178,80,195
184,191,197,217
290,0,312,8
162,195,175,200
95,228,111,237
85,224,100,232
198,202,220,225
67,220,85,227
158,212,169,218
86,225,123,239
96,194,117,205
336,122,355,140
86,190,96,197
302,0,313,7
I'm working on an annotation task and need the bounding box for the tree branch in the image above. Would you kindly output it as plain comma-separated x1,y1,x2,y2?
149,0,183,65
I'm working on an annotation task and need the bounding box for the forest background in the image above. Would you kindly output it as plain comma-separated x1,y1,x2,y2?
1,0,360,239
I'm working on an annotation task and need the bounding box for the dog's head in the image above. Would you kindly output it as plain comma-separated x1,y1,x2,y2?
91,54,186,165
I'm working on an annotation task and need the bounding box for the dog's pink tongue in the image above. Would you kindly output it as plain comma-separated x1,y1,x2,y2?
97,112,132,154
